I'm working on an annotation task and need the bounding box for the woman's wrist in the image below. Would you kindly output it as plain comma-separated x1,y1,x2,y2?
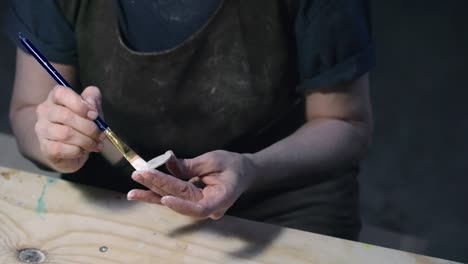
241,153,263,192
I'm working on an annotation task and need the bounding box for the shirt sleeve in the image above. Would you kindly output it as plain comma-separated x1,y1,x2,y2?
295,0,375,92
3,0,77,65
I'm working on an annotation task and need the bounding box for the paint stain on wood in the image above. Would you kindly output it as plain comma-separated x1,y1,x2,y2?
0,170,16,180
35,178,58,219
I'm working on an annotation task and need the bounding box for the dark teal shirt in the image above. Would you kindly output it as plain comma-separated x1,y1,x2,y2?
5,0,374,91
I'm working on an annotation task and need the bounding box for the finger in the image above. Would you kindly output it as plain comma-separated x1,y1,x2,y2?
36,121,102,152
49,85,94,119
127,189,162,204
41,140,85,160
183,151,225,177
131,171,170,197
132,170,203,201
165,151,192,180
81,86,103,116
161,196,212,219
210,211,226,220
47,105,101,141
188,177,206,189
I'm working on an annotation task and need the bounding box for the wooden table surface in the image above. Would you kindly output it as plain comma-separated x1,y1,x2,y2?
0,166,459,264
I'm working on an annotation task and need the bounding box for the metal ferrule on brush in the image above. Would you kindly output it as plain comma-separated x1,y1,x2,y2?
103,128,139,164
102,129,148,170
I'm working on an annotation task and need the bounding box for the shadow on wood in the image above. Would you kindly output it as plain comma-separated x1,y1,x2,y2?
168,218,282,259
67,181,138,212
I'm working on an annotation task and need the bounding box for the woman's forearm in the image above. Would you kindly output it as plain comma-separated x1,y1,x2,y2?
10,106,52,168
247,118,370,191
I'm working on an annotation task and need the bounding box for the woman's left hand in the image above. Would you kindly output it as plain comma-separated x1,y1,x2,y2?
127,150,256,220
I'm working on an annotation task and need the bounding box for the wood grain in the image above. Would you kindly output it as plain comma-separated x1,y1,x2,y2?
0,166,459,263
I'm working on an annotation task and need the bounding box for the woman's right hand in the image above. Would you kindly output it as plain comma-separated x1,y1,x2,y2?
34,85,105,173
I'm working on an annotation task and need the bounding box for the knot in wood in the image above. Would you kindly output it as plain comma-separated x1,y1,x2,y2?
17,248,46,263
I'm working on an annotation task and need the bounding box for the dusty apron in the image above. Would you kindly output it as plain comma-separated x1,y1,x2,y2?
58,0,361,240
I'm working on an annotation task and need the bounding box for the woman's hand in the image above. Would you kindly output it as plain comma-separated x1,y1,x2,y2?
128,150,257,220
34,85,105,173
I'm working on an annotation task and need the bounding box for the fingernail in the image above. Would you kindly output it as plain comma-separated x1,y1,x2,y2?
127,190,136,200
87,110,98,120
132,173,142,180
160,196,170,205
99,133,106,141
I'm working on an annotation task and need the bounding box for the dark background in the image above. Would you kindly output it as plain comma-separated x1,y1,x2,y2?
360,1,468,262
1,1,467,262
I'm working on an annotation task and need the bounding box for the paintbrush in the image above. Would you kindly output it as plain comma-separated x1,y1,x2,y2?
18,33,149,170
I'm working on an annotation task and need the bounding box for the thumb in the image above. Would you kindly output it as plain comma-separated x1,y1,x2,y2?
81,86,103,115
167,152,215,180
165,151,193,180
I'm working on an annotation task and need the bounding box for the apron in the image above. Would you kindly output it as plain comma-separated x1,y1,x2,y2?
58,0,361,240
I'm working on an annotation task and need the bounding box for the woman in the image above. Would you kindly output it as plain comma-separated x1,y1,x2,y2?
7,0,374,240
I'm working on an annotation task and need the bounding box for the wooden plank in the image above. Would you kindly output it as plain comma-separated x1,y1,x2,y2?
0,166,459,264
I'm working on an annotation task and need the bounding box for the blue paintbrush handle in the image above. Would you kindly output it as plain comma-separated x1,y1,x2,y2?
18,33,108,131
